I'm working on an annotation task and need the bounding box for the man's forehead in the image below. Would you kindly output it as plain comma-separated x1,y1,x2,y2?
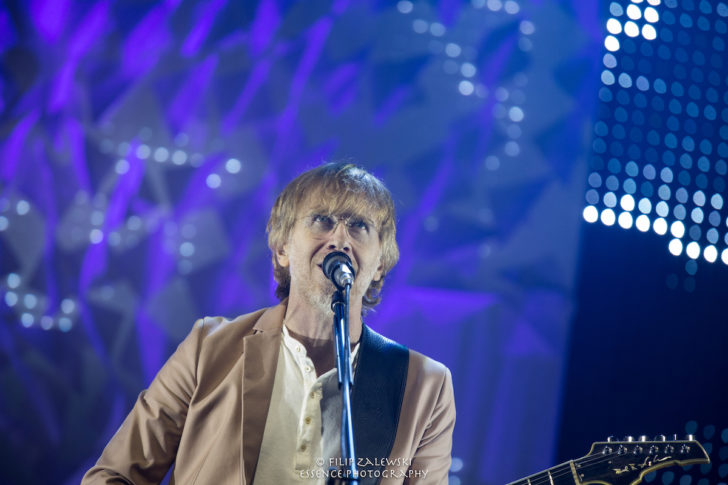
298,190,380,218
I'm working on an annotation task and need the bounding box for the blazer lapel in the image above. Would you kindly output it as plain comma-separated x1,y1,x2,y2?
240,303,285,484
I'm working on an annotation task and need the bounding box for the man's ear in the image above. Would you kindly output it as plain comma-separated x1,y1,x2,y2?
276,244,290,268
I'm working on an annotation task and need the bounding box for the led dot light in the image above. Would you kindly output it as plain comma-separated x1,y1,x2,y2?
588,0,728,271
601,208,616,226
669,238,683,255
703,245,718,262
583,205,599,223
636,214,651,231
686,241,701,259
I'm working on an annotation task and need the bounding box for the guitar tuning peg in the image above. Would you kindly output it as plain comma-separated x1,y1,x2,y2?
607,436,616,442
671,434,679,441
654,434,666,441
685,434,695,441
639,435,648,442
624,436,635,442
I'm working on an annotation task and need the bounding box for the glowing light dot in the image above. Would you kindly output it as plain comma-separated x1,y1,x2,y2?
397,0,413,13
722,248,728,265
136,144,151,159
509,107,524,122
604,192,617,208
626,4,642,19
638,198,652,214
691,208,704,224
653,217,667,235
179,242,195,257
670,221,685,238
618,212,633,229
711,193,724,210
206,173,221,189
693,191,706,206
41,316,53,330
115,159,129,174
668,238,683,256
642,24,657,40
461,63,477,77
16,200,30,215
154,147,169,162
445,43,461,57
7,273,20,289
655,201,669,217
0,216,8,231
647,0,660,4
624,21,640,37
5,291,18,307
21,313,34,327
24,294,37,309
61,298,75,314
458,80,474,96
644,6,659,22
90,211,105,226
127,215,142,230
600,208,616,226
686,242,701,259
635,215,650,232
172,150,187,165
583,205,599,223
704,245,718,263
430,22,445,36
487,0,502,11
607,18,623,34
620,194,635,211
504,0,520,14
504,141,520,156
89,229,104,244
58,317,73,332
519,21,535,35
225,158,241,174
605,35,621,51
412,19,428,33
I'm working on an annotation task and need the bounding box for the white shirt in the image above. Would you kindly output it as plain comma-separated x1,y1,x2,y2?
253,325,359,484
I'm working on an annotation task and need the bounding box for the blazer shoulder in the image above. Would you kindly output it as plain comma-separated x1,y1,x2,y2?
196,306,269,338
407,348,451,378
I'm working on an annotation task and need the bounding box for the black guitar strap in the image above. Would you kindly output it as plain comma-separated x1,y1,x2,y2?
350,324,410,485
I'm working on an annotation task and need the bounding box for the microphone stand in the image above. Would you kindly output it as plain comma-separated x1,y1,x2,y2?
327,284,359,485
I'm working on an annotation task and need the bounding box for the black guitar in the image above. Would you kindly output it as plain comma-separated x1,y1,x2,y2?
507,435,710,485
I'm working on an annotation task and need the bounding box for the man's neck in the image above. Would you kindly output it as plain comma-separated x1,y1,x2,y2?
284,292,363,343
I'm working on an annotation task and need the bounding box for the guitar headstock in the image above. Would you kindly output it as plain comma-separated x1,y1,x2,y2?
575,434,710,485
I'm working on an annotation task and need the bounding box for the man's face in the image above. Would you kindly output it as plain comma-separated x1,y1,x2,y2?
276,198,383,315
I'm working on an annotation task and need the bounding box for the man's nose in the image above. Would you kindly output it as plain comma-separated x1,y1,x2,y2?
326,221,351,252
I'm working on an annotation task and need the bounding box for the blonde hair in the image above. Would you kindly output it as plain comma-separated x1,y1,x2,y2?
267,162,399,312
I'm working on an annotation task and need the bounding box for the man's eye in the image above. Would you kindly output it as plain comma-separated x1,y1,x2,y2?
312,214,334,227
348,219,369,232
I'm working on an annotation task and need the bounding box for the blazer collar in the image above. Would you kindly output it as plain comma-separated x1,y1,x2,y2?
240,301,286,483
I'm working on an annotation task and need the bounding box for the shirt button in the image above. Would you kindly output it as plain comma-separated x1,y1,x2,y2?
304,416,312,425
300,444,307,452
309,392,316,399
305,366,312,373
296,345,302,352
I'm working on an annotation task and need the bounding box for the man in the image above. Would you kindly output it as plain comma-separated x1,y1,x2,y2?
83,163,455,484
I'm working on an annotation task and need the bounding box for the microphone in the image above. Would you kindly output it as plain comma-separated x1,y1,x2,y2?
322,251,356,290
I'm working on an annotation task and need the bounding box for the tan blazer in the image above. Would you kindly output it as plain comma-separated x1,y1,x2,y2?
82,302,455,484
